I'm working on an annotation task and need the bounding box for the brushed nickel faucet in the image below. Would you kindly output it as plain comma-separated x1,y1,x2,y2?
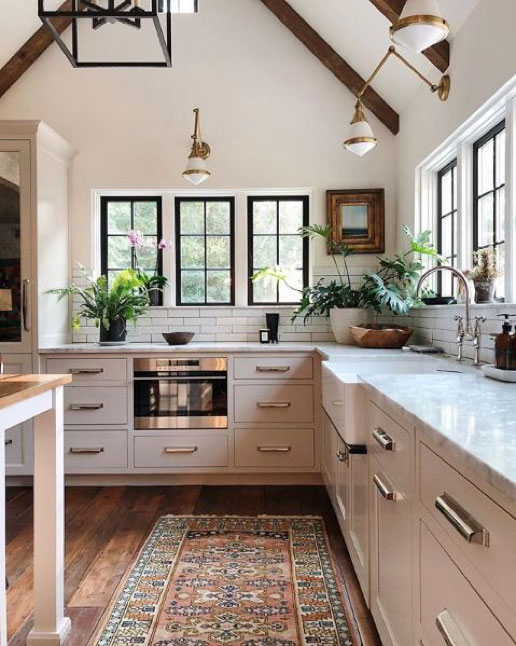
416,265,484,365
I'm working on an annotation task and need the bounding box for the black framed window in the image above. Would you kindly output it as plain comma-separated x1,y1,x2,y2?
175,197,235,305
248,196,309,305
100,196,163,296
474,121,506,297
437,159,458,296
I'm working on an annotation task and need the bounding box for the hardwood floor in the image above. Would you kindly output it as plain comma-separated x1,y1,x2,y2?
5,485,380,645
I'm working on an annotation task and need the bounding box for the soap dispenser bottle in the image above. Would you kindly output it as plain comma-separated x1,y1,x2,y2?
495,314,515,370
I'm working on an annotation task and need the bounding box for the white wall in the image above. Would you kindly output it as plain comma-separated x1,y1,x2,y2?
396,0,516,242
0,0,397,281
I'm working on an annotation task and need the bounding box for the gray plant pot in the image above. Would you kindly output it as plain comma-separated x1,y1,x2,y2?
99,319,127,343
473,279,495,303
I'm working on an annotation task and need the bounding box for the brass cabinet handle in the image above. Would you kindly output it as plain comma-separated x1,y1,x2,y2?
22,278,30,332
436,609,470,646
69,447,104,454
372,427,394,451
69,403,104,411
256,402,291,409
435,493,489,547
164,446,198,454
257,446,291,453
373,474,398,501
256,366,290,372
4,439,13,446
69,368,104,375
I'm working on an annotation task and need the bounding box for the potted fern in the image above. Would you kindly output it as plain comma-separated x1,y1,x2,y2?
50,267,150,344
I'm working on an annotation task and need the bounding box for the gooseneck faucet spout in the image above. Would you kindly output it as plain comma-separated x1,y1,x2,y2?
416,265,473,338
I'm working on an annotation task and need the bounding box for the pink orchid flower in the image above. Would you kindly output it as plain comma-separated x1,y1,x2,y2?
127,230,145,248
157,238,172,250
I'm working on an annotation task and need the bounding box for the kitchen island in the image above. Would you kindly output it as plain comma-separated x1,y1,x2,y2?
0,374,71,646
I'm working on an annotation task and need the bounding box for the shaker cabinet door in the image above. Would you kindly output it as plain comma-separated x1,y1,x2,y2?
0,140,32,353
370,458,413,646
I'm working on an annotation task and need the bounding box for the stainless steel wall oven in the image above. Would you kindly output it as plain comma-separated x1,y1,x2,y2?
134,358,227,429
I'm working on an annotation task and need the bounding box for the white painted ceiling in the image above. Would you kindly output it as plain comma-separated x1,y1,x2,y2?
0,0,481,116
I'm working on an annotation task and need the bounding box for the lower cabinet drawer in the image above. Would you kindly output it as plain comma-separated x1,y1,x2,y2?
64,386,127,425
235,428,314,468
420,521,514,645
65,431,128,469
134,435,228,468
234,385,314,423
234,357,313,380
5,426,23,468
420,442,516,612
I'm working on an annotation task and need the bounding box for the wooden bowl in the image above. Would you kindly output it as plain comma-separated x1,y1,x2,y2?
162,332,195,345
349,324,413,349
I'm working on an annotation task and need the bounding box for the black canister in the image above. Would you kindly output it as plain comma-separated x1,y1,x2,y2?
266,313,280,344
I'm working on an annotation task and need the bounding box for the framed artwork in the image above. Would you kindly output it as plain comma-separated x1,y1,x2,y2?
327,189,385,253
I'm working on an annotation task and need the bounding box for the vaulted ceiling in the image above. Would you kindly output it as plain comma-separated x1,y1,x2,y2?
0,0,481,131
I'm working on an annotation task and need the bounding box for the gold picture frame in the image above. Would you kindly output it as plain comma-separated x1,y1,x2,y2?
327,189,385,254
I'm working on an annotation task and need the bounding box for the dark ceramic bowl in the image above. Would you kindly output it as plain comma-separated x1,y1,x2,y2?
162,332,195,345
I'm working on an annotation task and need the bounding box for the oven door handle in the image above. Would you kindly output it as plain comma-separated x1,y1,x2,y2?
134,375,227,381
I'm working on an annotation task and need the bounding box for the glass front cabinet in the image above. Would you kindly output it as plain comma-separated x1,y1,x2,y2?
0,140,32,354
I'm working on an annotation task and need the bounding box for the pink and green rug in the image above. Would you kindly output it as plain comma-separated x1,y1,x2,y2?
94,516,358,646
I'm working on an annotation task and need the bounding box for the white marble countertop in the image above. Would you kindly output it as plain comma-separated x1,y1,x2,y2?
39,341,417,359
362,372,516,506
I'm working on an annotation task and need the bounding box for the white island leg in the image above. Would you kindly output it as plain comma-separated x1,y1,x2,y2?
0,428,6,646
27,386,71,646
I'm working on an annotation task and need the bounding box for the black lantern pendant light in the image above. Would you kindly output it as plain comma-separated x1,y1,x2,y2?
38,0,197,68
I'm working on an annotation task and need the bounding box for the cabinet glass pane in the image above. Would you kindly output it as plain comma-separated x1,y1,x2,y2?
0,152,21,342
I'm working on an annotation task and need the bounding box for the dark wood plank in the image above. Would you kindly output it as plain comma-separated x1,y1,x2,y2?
0,1,73,100
6,485,379,646
194,485,264,516
368,0,450,72
259,0,399,135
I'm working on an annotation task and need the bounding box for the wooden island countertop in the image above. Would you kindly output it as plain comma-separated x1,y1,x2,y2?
0,374,72,410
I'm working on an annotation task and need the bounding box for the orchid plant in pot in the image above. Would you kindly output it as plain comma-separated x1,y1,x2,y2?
127,230,171,306
49,267,150,344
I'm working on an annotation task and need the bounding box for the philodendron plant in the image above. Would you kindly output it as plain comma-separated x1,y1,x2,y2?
251,224,441,322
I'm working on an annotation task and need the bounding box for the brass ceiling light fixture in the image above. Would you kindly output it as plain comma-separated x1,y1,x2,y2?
182,108,211,185
344,46,450,157
390,0,449,53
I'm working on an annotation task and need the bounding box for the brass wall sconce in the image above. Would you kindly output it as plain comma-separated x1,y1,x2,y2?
182,108,211,185
344,46,450,156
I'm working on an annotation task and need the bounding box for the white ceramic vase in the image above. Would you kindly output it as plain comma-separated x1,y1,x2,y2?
330,308,370,345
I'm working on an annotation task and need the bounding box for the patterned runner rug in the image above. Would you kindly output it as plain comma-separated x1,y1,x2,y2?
93,516,359,646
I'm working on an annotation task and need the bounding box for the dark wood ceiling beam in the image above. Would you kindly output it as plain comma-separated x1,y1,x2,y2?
0,1,73,100
368,0,450,73
259,0,399,135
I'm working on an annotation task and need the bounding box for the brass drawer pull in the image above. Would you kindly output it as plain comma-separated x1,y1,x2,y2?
256,401,291,409
69,403,104,411
4,439,13,446
435,493,489,547
436,609,470,646
257,446,291,453
256,366,290,373
69,368,104,375
164,446,198,454
372,427,394,451
373,474,397,501
22,278,30,332
69,447,104,454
